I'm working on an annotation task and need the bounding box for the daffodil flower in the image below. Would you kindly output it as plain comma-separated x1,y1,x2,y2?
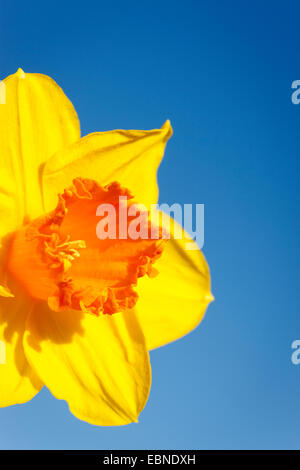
0,69,213,426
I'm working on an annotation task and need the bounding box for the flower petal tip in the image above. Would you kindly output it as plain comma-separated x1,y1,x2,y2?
16,68,26,79
162,120,173,138
206,292,215,303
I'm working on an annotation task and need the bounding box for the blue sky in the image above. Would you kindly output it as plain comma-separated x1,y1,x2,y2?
0,0,300,449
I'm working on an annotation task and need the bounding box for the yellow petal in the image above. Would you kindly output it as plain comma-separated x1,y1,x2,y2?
135,214,213,350
42,121,172,211
24,303,151,426
0,68,80,227
0,294,43,406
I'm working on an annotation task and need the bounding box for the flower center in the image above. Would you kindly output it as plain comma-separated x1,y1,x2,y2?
7,178,166,315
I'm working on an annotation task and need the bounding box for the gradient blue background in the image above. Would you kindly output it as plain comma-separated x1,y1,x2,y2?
0,0,299,450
